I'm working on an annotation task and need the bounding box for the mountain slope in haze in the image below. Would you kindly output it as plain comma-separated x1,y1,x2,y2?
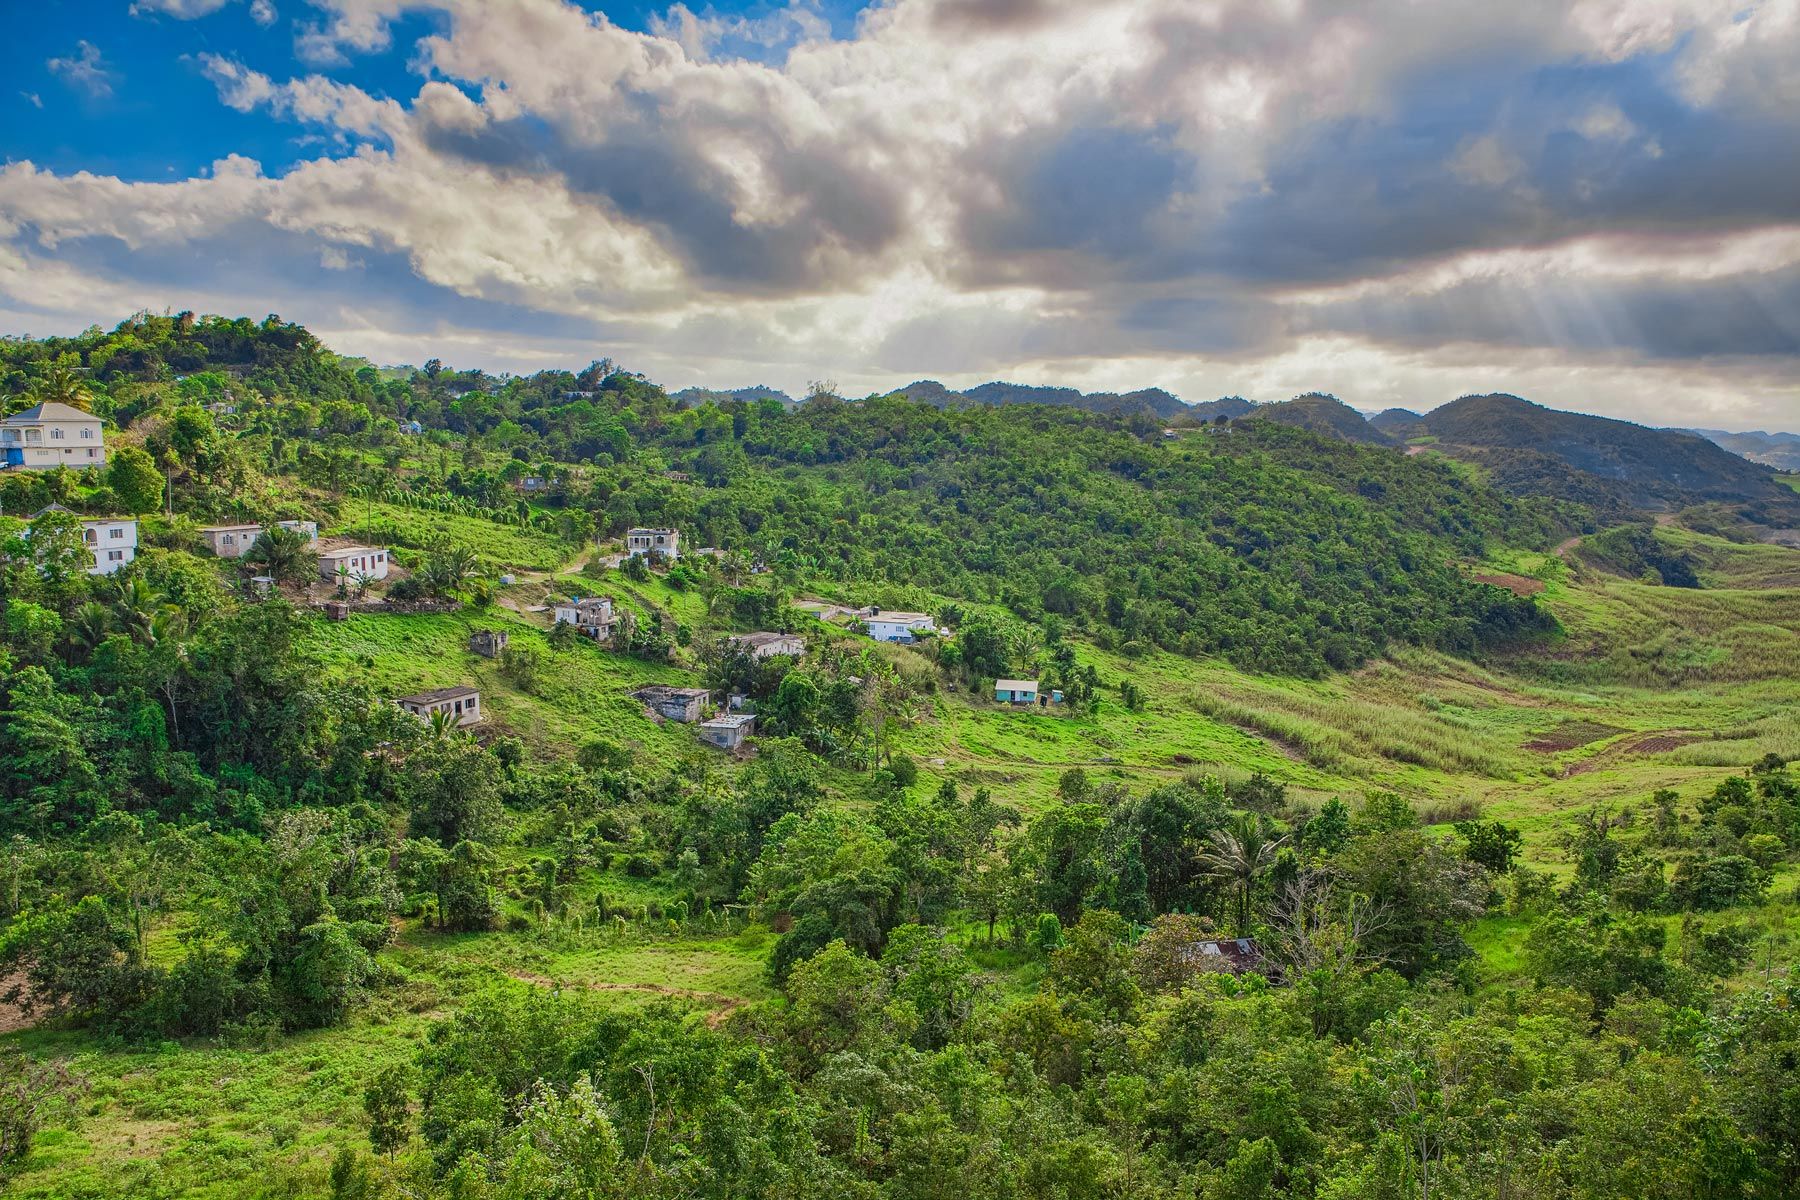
1248,393,1394,445
1687,428,1800,472
1370,408,1427,439
889,379,1198,418
1423,394,1798,519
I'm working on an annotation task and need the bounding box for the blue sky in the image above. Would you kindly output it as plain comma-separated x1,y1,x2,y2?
3,0,1798,428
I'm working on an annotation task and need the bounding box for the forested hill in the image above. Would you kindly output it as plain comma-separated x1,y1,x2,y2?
0,312,1569,676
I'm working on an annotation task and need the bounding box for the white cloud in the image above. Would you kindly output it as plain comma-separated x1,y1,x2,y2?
5,0,1800,430
46,41,116,99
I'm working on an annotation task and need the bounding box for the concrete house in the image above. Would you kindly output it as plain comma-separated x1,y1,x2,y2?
632,685,710,723
33,509,140,576
318,545,391,582
1,402,106,471
864,610,937,643
626,527,681,560
553,596,615,639
995,678,1040,705
698,713,755,750
201,524,265,559
276,519,319,544
469,629,509,658
82,516,138,576
396,685,482,727
733,631,805,659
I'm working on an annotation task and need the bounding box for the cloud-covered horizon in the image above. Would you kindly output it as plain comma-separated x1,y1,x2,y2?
3,0,1798,429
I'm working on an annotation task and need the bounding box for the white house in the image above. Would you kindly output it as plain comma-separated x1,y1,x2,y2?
82,516,138,576
1,402,106,471
864,610,937,643
318,545,391,582
200,524,264,559
626,527,681,560
396,685,482,727
553,596,615,640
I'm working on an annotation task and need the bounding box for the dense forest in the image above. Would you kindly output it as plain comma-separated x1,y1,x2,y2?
1,313,1797,1199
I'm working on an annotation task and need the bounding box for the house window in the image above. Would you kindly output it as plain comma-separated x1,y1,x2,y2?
51,428,63,440
82,427,94,439
84,530,96,544
86,448,96,458
108,550,123,562
110,528,123,539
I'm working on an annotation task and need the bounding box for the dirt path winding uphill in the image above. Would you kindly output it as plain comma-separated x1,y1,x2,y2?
1552,535,1583,559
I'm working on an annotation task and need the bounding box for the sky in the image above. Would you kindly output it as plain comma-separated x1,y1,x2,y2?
3,0,1799,429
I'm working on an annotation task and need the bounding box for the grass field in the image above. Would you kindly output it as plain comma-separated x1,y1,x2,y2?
326,500,577,572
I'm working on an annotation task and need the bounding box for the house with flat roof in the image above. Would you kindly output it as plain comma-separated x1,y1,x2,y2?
1177,937,1265,976
396,686,482,727
553,596,615,640
276,519,319,544
632,684,710,723
864,610,937,643
201,524,265,559
318,545,391,582
81,516,138,576
34,507,139,576
698,713,756,750
732,631,805,659
994,678,1040,705
1,402,106,471
625,527,680,560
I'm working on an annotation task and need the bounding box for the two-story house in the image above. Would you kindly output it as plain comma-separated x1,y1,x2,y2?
1,402,106,471
553,596,616,640
626,527,681,560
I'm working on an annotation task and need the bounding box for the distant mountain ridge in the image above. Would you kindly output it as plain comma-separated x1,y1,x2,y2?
1248,393,1394,445
1686,428,1800,472
673,384,796,408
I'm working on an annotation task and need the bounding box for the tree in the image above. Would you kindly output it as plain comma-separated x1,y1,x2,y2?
25,364,94,412
363,1065,412,1159
1456,820,1522,874
247,524,314,585
106,446,164,514
1197,813,1287,934
0,1048,85,1171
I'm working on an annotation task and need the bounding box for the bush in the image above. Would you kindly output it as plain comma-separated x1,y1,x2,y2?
1670,854,1768,911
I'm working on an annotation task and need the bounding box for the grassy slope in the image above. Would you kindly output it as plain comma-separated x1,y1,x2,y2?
6,513,1799,1196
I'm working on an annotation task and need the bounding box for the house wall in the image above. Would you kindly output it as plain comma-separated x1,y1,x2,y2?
319,550,391,581
82,520,138,576
206,529,262,558
403,694,481,726
1,413,106,470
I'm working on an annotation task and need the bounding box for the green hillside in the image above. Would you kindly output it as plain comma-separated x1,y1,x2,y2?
4,314,1800,1200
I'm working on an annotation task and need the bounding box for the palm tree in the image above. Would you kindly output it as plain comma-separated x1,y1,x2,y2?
335,563,352,599
247,525,313,586
67,601,114,660
1197,813,1288,934
109,576,167,647
26,364,95,412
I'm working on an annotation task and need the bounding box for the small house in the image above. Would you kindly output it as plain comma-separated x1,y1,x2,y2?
324,601,350,621
201,523,264,559
469,629,509,658
995,678,1040,705
625,527,681,560
33,509,141,576
698,713,756,750
632,685,710,723
733,631,804,660
205,401,238,416
397,685,482,727
1,402,106,471
318,545,391,582
553,596,615,639
864,610,937,643
515,476,549,493
1177,937,1264,976
81,515,138,576
276,519,319,544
